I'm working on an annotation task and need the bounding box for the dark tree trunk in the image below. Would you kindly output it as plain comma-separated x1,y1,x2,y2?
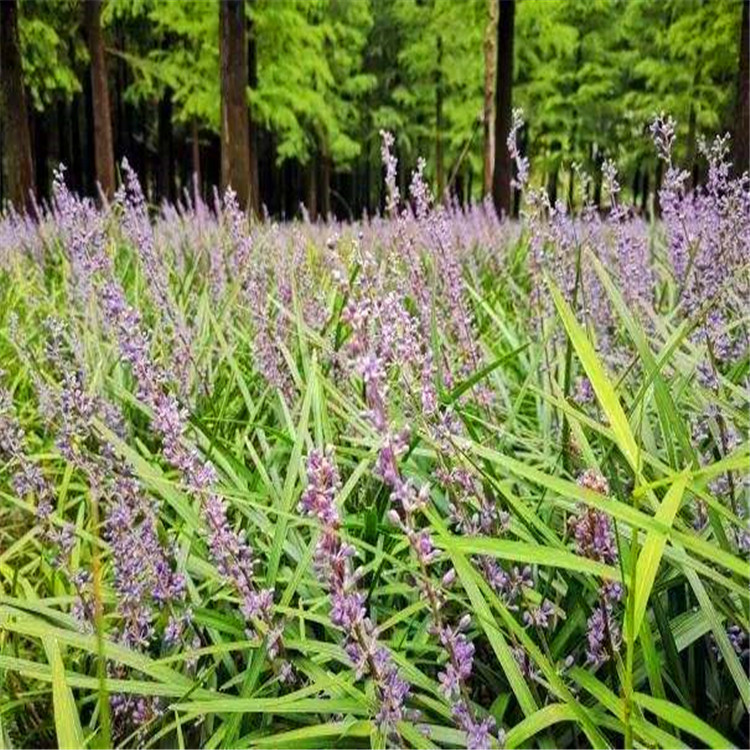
631,162,641,207
654,161,663,219
305,157,318,221
492,0,515,218
58,101,72,176
0,0,35,211
191,119,202,198
435,35,445,201
546,163,558,205
734,0,749,175
84,0,115,199
483,0,496,196
0,116,4,204
114,30,125,163
220,0,251,208
83,75,96,195
365,141,372,216
592,146,603,210
157,88,175,202
567,165,575,209
71,95,84,193
33,110,49,202
686,100,697,190
247,3,260,216
640,168,650,215
320,155,331,218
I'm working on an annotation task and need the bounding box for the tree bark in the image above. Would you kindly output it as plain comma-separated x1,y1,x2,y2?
305,158,318,221
220,0,251,209
483,0,497,196
247,3,260,216
191,119,202,198
640,168,649,216
0,0,35,211
686,93,698,189
157,88,175,202
734,0,749,175
320,154,331,219
84,0,115,199
654,161,663,219
435,35,445,202
492,0,515,218
33,109,49,202
546,165,558,205
631,162,641,207
567,165,575,209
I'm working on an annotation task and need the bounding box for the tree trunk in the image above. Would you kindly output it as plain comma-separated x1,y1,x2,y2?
220,0,251,209
247,3,260,216
33,110,49,202
305,158,318,221
83,75,96,195
641,168,649,216
320,154,331,218
631,162,641,207
686,100,697,190
734,0,749,175
592,144,603,210
492,0,515,218
435,35,445,202
567,165,575,209
654,161,663,219
0,116,4,205
365,141,372,216
0,0,35,211
158,88,175,202
483,0,497,195
84,0,115,199
71,96,84,193
546,164,558,205
58,101,72,175
191,119,202,198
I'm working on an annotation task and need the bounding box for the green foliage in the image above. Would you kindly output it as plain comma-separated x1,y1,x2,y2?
18,0,85,111
8,0,746,194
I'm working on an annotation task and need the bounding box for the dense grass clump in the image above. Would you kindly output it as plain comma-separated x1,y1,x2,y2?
0,120,748,749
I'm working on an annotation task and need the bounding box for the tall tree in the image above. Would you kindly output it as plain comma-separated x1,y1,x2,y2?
483,0,497,195
0,0,35,211
492,0,515,217
735,0,749,174
84,0,116,199
435,34,444,200
220,0,251,209
248,3,260,215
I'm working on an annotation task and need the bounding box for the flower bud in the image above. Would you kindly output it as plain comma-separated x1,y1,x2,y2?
441,568,456,587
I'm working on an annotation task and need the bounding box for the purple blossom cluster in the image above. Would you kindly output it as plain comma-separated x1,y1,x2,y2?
50,169,289,677
299,449,412,734
568,470,624,668
1,110,747,750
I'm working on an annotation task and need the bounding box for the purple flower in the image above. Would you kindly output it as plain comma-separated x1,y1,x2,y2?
522,599,556,629
301,450,411,733
585,605,621,667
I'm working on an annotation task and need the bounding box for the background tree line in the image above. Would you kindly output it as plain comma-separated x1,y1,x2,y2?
0,0,747,219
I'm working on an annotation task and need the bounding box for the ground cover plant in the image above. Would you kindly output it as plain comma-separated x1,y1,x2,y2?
0,116,748,749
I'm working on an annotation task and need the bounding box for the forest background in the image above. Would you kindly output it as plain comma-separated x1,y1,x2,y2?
0,0,748,220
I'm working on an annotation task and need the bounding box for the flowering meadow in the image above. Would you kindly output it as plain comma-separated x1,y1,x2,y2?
0,116,748,749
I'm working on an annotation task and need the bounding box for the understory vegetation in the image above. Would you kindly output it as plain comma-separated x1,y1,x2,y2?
0,117,748,749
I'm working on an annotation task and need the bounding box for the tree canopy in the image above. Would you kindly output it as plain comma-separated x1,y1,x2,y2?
1,0,745,214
